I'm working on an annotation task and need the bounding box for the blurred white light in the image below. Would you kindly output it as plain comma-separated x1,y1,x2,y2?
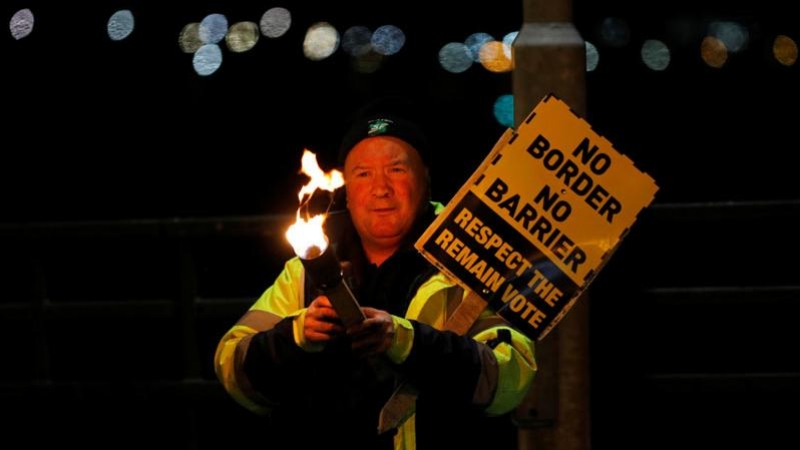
10,8,34,40
260,7,291,38
107,10,134,41
303,22,339,61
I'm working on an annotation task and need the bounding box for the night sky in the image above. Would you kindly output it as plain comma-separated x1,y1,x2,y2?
1,1,796,223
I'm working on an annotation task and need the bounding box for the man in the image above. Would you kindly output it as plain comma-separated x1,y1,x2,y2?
214,100,537,450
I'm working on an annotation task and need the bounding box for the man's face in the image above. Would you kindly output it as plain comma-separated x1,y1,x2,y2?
344,136,428,261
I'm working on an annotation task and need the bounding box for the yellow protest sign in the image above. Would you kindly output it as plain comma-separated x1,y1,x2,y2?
416,94,659,340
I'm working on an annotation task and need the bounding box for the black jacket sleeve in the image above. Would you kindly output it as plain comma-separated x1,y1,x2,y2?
398,320,483,405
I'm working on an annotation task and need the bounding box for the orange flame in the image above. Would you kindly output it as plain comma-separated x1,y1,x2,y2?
285,149,344,258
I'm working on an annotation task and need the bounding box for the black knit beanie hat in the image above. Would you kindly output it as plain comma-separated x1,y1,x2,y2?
337,97,430,167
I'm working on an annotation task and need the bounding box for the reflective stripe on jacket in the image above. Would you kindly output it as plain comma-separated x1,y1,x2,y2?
215,254,536,450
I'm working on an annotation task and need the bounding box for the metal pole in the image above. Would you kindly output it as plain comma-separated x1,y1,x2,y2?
513,2,589,450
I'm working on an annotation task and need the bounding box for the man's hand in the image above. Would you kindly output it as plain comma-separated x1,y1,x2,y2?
347,307,395,357
304,296,344,343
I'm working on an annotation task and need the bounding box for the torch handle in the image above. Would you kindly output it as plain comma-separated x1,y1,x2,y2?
325,278,366,327
299,246,365,327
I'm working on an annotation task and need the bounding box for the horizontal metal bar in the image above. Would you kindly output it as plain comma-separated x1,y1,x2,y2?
0,214,292,238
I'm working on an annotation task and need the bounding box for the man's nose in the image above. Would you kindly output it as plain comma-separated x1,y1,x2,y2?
371,173,392,197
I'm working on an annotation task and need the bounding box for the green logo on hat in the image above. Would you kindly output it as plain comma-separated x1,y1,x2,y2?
367,118,393,136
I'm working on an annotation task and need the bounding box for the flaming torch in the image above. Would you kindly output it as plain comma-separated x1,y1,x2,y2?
285,149,365,327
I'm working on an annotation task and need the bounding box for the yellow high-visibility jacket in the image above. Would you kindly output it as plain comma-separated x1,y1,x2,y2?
214,207,537,450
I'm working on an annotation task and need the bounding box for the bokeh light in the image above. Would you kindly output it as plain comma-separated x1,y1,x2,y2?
199,13,228,44
701,36,728,68
502,31,518,60
773,35,798,66
107,10,134,41
493,94,514,128
342,26,373,57
641,39,670,71
179,23,203,54
226,21,259,53
466,32,494,62
260,7,291,38
303,22,339,61
10,8,34,40
351,51,385,74
193,44,223,76
372,25,405,56
586,41,599,71
439,42,473,73
708,21,748,53
479,40,513,73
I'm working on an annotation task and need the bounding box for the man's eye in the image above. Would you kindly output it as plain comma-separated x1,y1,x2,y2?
355,171,370,178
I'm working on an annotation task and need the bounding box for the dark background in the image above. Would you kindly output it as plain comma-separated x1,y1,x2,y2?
3,0,523,222
3,1,795,223
1,1,798,449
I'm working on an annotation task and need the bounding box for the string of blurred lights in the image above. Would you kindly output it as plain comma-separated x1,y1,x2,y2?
7,6,797,128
